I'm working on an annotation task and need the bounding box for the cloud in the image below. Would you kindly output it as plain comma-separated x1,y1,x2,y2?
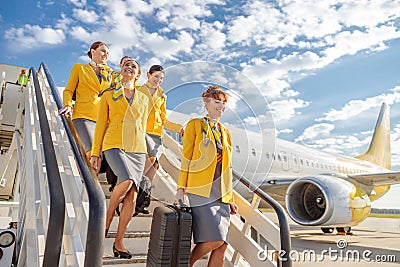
4,25,65,48
278,128,293,134
269,98,310,122
67,0,87,8
391,123,400,166
140,31,195,60
295,123,335,143
72,9,100,24
317,86,400,122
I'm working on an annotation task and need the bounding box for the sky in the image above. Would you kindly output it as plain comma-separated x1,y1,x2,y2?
1,0,400,208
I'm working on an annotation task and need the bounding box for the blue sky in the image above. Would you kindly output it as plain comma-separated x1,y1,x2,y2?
1,0,400,208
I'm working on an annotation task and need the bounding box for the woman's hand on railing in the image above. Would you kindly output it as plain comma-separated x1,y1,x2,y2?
173,188,185,204
230,202,238,215
58,106,72,117
90,156,101,174
179,128,185,138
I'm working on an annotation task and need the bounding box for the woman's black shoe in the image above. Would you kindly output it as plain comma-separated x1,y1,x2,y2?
105,228,109,237
113,244,132,259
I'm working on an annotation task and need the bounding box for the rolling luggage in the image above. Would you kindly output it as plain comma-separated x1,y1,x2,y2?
146,204,192,267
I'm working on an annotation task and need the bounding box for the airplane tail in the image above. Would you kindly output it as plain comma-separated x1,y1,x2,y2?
355,103,391,169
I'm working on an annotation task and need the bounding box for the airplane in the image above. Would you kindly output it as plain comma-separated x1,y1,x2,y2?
165,102,400,234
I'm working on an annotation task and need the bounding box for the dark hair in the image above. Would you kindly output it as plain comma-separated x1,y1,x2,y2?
148,65,164,74
202,85,228,102
120,56,132,66
87,41,109,59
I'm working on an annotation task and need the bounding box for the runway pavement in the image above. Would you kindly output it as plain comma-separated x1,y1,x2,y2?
263,214,400,266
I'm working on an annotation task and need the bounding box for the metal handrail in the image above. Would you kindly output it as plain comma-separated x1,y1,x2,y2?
31,67,66,266
232,169,292,267
40,63,106,267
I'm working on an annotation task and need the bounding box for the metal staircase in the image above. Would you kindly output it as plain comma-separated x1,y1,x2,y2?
0,62,292,267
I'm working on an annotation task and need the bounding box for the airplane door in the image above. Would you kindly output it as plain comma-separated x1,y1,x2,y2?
281,152,289,171
292,153,299,173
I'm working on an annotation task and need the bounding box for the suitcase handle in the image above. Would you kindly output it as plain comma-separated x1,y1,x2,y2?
168,200,192,214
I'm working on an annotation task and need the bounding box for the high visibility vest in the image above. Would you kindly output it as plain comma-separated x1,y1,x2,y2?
18,75,28,85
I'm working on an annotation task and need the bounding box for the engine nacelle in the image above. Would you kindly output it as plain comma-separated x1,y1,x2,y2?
285,175,371,226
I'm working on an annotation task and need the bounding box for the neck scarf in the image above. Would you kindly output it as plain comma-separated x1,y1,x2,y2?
90,62,112,83
203,115,223,150
108,73,136,101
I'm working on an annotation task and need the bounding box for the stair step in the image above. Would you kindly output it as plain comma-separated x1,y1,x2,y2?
106,231,150,238
109,215,153,232
103,253,147,265
104,236,150,256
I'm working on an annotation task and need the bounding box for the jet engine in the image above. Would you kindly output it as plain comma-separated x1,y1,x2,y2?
285,175,371,226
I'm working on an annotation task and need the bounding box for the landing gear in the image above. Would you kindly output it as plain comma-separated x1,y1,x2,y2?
321,227,334,234
336,227,352,235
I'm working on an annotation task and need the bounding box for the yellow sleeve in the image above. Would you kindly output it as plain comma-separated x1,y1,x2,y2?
91,93,109,157
177,119,196,189
161,94,182,132
164,119,182,132
63,64,79,107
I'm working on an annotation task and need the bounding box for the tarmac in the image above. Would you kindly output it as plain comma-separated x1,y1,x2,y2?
264,214,400,266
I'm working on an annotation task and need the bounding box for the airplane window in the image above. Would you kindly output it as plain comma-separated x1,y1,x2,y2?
252,148,256,156
266,153,270,159
272,153,275,160
300,159,303,165
235,145,240,153
283,155,287,162
305,160,309,166
294,158,297,164
316,163,319,168
311,162,314,167
278,154,281,161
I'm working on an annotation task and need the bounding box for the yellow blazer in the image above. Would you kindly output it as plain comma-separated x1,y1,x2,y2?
63,63,112,121
139,82,182,136
177,118,234,204
91,89,149,157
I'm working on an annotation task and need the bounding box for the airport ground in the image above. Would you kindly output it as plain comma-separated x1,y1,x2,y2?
263,214,400,266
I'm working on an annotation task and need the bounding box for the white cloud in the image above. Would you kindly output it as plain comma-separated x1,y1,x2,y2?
73,9,100,24
278,128,293,134
295,123,335,143
198,22,226,51
269,98,309,122
69,26,93,42
67,0,87,8
141,31,195,60
390,123,400,166
317,86,400,122
55,14,73,31
5,25,65,48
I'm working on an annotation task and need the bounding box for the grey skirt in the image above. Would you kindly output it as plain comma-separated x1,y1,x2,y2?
103,148,146,188
188,164,230,243
72,118,96,152
145,133,162,157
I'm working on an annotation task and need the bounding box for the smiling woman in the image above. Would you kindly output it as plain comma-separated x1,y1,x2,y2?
90,59,149,259
174,85,238,267
58,41,113,158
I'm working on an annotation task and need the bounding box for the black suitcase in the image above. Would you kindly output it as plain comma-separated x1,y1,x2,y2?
146,204,192,266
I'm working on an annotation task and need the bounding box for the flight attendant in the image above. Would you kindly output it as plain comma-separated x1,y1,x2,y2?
59,41,113,158
174,85,238,267
139,65,182,182
90,59,148,259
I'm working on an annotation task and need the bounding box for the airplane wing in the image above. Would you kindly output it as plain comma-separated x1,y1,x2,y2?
348,171,400,186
